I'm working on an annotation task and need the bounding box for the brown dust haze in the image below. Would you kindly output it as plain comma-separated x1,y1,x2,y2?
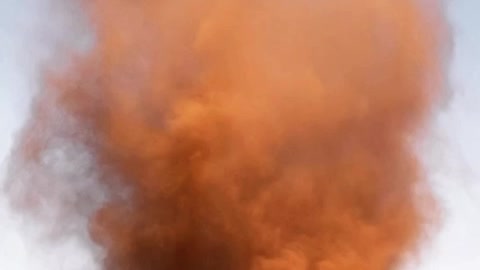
8,0,449,269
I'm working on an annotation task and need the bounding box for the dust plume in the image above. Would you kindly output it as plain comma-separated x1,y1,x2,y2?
7,0,449,269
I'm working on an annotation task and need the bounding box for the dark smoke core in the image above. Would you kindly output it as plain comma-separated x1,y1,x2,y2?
9,0,448,269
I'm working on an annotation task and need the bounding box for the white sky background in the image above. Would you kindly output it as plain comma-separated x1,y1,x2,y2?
0,1,479,269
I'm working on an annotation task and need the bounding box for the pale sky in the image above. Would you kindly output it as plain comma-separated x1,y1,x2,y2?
0,1,479,269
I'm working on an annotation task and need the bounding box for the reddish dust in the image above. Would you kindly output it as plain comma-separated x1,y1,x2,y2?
13,0,448,269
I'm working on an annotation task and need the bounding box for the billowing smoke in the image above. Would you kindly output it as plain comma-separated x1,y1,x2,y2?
7,0,449,269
